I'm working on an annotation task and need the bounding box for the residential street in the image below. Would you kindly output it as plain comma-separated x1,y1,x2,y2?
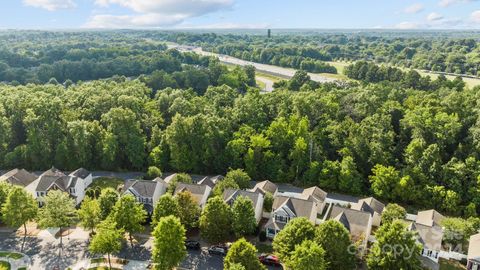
0,230,282,270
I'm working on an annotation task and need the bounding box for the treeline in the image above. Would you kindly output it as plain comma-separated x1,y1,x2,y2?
1,74,480,217
345,61,467,91
161,31,480,76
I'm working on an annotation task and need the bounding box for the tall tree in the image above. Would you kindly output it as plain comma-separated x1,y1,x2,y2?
176,191,201,230
77,196,101,234
231,196,257,237
98,188,118,219
151,193,180,228
89,219,123,270
272,217,316,262
224,169,251,189
199,196,233,243
152,216,187,270
37,190,77,247
287,240,327,270
110,195,147,247
224,238,266,270
367,220,422,270
315,220,356,270
381,203,406,225
1,186,38,236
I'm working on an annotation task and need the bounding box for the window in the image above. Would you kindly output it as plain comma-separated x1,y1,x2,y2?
267,228,276,236
274,214,289,223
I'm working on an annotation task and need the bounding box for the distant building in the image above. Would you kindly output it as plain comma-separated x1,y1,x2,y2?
409,209,445,262
250,180,278,196
174,183,212,209
327,205,373,254
265,195,317,239
0,168,37,187
123,179,167,215
223,188,264,224
25,167,92,206
268,29,271,38
351,197,385,227
468,233,480,270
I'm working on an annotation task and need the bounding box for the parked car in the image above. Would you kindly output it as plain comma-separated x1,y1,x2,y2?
185,240,201,250
208,245,228,256
259,254,281,267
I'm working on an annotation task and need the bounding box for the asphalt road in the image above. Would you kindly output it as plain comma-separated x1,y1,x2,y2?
169,44,337,84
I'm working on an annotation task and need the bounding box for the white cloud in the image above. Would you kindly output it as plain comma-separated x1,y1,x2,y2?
394,21,419,29
439,0,478,7
404,3,424,14
86,0,234,28
427,12,444,21
23,0,76,11
471,10,480,23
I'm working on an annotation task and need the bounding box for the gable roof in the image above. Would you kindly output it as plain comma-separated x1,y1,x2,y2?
198,177,216,188
468,233,480,261
329,206,372,241
301,186,328,202
69,168,91,179
416,209,445,227
411,222,444,251
222,188,261,207
124,179,159,198
272,196,316,221
163,173,177,184
35,175,78,192
41,167,66,177
174,183,210,205
152,177,166,184
0,168,37,187
351,197,385,216
251,180,278,195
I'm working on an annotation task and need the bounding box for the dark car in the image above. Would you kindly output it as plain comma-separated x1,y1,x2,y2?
185,240,201,250
208,245,228,256
259,254,281,267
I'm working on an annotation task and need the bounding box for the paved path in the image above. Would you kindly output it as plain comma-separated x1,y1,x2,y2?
256,76,274,92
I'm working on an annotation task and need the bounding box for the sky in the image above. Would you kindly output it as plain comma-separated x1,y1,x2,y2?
0,0,479,29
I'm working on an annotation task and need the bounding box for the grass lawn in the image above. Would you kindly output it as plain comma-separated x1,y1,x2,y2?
256,79,266,90
439,258,466,270
0,252,23,260
0,261,11,270
326,61,350,75
256,71,284,82
88,177,124,191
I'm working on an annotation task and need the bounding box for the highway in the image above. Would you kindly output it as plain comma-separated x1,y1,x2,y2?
169,44,337,86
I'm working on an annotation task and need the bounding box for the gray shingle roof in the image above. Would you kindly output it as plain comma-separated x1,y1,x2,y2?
353,197,385,215
124,179,158,198
222,189,260,207
329,206,372,241
0,168,37,187
251,180,277,195
468,233,480,261
35,175,78,192
69,168,91,179
411,223,444,251
416,209,445,227
272,196,316,220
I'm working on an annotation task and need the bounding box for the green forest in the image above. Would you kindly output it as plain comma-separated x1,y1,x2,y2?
0,30,479,218
163,30,480,76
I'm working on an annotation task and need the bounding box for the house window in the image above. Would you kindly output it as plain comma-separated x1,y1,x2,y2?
274,215,289,223
267,228,276,236
70,188,75,194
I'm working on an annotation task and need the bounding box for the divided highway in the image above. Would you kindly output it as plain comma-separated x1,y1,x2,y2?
169,44,337,86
